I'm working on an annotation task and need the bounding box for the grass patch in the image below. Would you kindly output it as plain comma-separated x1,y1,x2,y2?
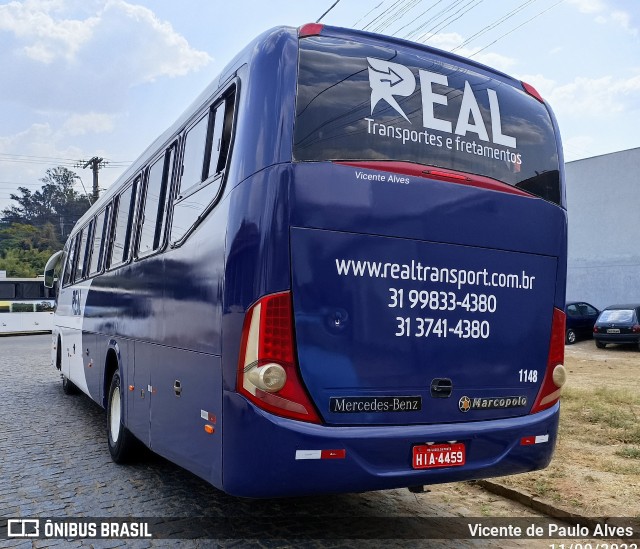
601,461,640,475
615,447,640,460
560,387,640,444
533,479,552,497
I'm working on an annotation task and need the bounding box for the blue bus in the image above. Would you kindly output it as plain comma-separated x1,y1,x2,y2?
44,23,567,498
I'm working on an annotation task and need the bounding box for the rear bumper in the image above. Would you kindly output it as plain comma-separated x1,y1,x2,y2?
222,392,559,498
594,333,640,345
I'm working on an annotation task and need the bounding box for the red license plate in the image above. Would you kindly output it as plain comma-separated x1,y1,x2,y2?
412,443,466,469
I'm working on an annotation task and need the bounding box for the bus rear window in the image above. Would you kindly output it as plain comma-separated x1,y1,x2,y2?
294,36,561,205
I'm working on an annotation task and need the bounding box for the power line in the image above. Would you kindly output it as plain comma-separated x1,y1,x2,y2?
316,0,342,23
362,0,405,31
0,182,52,188
470,0,565,57
417,0,484,42
352,1,385,27
370,0,422,34
76,176,93,206
0,182,91,191
402,0,468,41
452,0,539,52
392,0,448,36
0,152,79,163
410,0,479,42
0,159,77,168
0,152,131,167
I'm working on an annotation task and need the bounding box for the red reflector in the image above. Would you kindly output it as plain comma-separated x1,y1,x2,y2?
520,436,535,446
299,23,324,38
531,307,565,414
426,170,468,181
632,325,640,333
321,449,346,460
522,81,544,103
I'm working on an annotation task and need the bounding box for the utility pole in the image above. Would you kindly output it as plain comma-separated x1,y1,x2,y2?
75,157,107,202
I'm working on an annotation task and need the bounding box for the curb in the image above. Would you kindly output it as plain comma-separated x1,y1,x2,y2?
475,480,603,530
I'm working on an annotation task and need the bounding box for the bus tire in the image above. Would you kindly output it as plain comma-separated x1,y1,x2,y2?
107,369,137,463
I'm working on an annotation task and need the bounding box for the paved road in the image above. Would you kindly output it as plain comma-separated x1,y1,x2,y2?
0,334,544,548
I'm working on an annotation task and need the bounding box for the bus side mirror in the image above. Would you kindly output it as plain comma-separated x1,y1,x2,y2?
44,250,64,289
44,268,55,289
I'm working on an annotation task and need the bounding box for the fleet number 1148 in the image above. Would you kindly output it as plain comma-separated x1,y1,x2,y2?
518,369,538,383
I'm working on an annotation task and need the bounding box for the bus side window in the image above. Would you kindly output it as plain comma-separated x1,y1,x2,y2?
214,89,235,175
205,100,226,179
74,224,91,282
108,179,139,269
138,146,174,257
18,282,41,299
179,113,209,197
171,88,236,245
89,204,111,276
62,236,78,287
0,282,16,299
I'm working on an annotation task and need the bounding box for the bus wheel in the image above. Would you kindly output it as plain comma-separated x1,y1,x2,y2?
107,369,137,463
62,375,78,395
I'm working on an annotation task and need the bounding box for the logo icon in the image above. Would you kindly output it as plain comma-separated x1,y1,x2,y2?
8,519,39,538
367,57,415,123
458,395,527,412
459,396,471,412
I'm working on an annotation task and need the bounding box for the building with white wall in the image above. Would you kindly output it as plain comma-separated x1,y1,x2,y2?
565,146,640,310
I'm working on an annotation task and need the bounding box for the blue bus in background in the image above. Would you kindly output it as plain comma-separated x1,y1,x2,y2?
44,23,567,498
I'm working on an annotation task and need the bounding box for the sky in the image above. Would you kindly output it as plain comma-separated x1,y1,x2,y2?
0,0,638,209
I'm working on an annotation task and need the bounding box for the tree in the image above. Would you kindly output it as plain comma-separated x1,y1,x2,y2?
0,222,62,277
0,222,61,255
0,247,53,278
0,166,91,277
1,167,91,240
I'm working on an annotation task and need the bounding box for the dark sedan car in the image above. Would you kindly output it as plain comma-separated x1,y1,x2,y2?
565,301,599,344
593,304,640,350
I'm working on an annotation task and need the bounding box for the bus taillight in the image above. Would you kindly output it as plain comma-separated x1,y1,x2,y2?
237,291,321,423
522,81,544,104
530,308,567,414
299,23,324,38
